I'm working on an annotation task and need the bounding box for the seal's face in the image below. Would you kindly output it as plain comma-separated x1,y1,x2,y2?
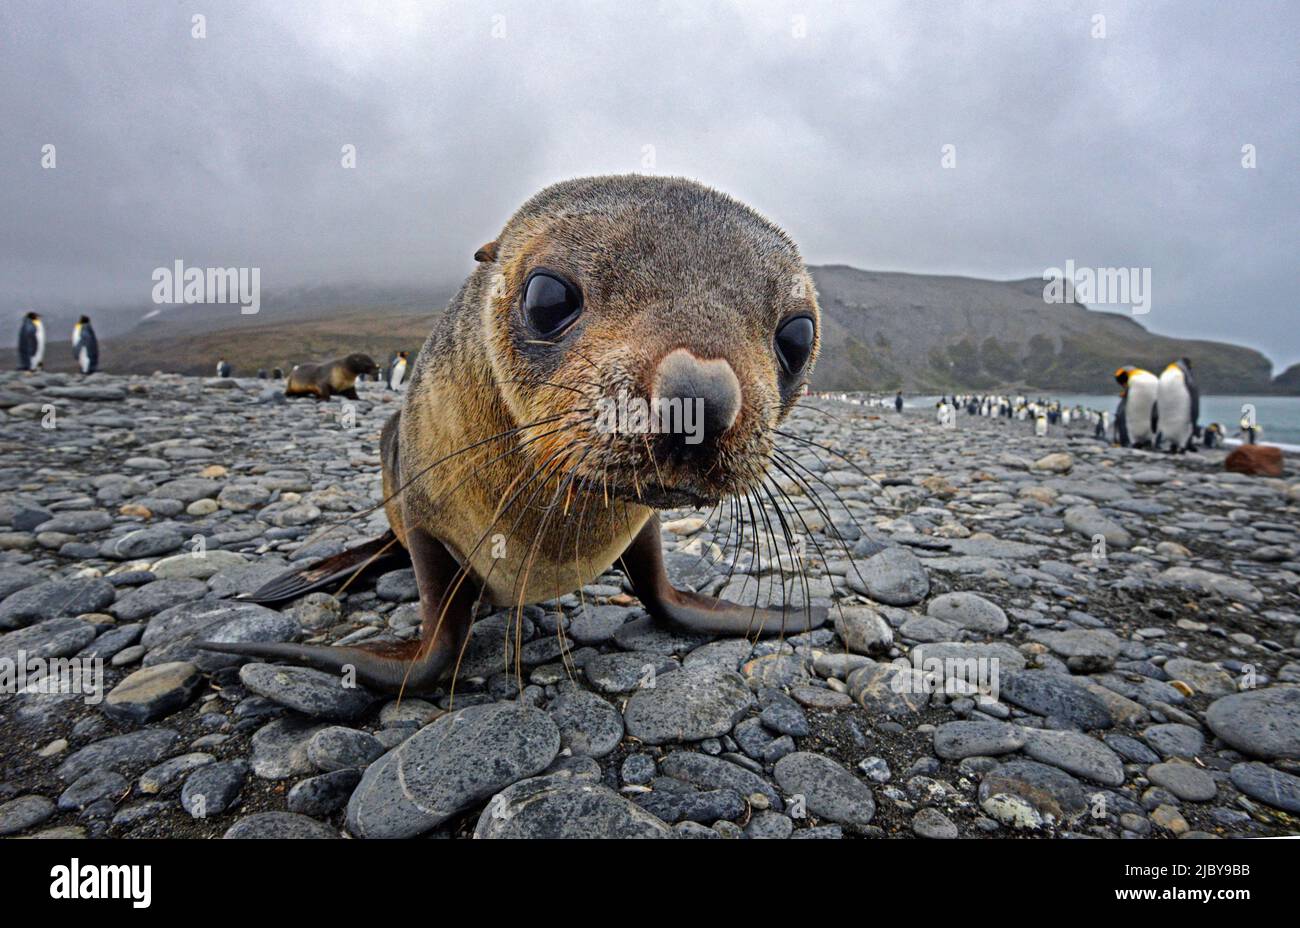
482,176,819,509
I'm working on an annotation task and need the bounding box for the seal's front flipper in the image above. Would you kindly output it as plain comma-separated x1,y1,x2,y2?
617,518,827,637
198,528,478,692
240,530,408,605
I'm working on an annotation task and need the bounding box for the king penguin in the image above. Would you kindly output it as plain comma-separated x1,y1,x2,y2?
1113,366,1159,448
1155,358,1199,452
16,312,44,372
216,358,232,378
388,350,409,391
71,315,99,374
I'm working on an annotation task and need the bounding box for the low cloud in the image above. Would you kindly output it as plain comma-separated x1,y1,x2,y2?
1,0,1296,365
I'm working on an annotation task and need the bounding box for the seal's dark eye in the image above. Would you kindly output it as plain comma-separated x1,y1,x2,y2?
775,316,815,374
522,271,583,338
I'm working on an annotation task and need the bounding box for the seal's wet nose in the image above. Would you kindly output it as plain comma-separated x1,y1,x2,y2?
651,349,741,452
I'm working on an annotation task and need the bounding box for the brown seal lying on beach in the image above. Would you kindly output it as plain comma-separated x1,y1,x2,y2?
285,353,379,400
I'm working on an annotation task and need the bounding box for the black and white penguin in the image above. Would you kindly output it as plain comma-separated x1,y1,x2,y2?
1154,358,1199,452
272,367,284,380
1113,366,1159,448
1202,422,1224,449
216,358,232,378
71,315,99,374
388,351,409,391
16,311,44,372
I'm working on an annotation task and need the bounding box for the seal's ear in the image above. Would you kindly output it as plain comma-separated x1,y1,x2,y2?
474,241,499,263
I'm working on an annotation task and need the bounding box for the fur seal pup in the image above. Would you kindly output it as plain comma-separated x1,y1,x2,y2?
285,353,379,400
199,175,832,692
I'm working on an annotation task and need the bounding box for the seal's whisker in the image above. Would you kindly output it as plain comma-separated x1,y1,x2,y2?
758,478,812,637
332,533,401,598
774,427,881,490
562,474,602,684
763,465,845,599
288,415,568,555
512,449,591,691
512,452,582,678
714,492,749,598
788,400,852,425
247,418,573,609
769,461,871,615
761,473,836,635
747,484,791,645
771,446,873,588
441,594,478,710
502,460,576,686
395,556,479,707
769,449,860,548
494,377,604,395
679,496,724,571
738,490,767,645
454,443,582,682
432,439,584,670
640,434,669,498
370,414,568,517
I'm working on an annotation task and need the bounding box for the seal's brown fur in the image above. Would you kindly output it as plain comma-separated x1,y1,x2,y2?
385,175,819,605
199,175,827,691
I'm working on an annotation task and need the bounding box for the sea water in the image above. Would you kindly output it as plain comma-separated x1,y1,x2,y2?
902,393,1300,448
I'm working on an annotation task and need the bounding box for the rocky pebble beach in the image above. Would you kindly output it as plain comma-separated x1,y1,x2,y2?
1,370,1299,839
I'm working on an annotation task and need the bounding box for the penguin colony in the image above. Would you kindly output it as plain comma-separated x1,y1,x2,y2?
812,353,1222,454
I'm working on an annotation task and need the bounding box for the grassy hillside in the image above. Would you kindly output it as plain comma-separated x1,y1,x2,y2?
1271,362,1300,394
1,296,452,377
3,268,1291,394
86,306,444,377
808,267,1282,394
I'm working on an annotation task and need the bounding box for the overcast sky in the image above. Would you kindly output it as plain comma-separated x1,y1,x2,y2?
2,0,1297,366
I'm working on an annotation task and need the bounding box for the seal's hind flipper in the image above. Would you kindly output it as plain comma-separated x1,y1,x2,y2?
197,527,478,692
617,518,828,637
242,530,408,605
